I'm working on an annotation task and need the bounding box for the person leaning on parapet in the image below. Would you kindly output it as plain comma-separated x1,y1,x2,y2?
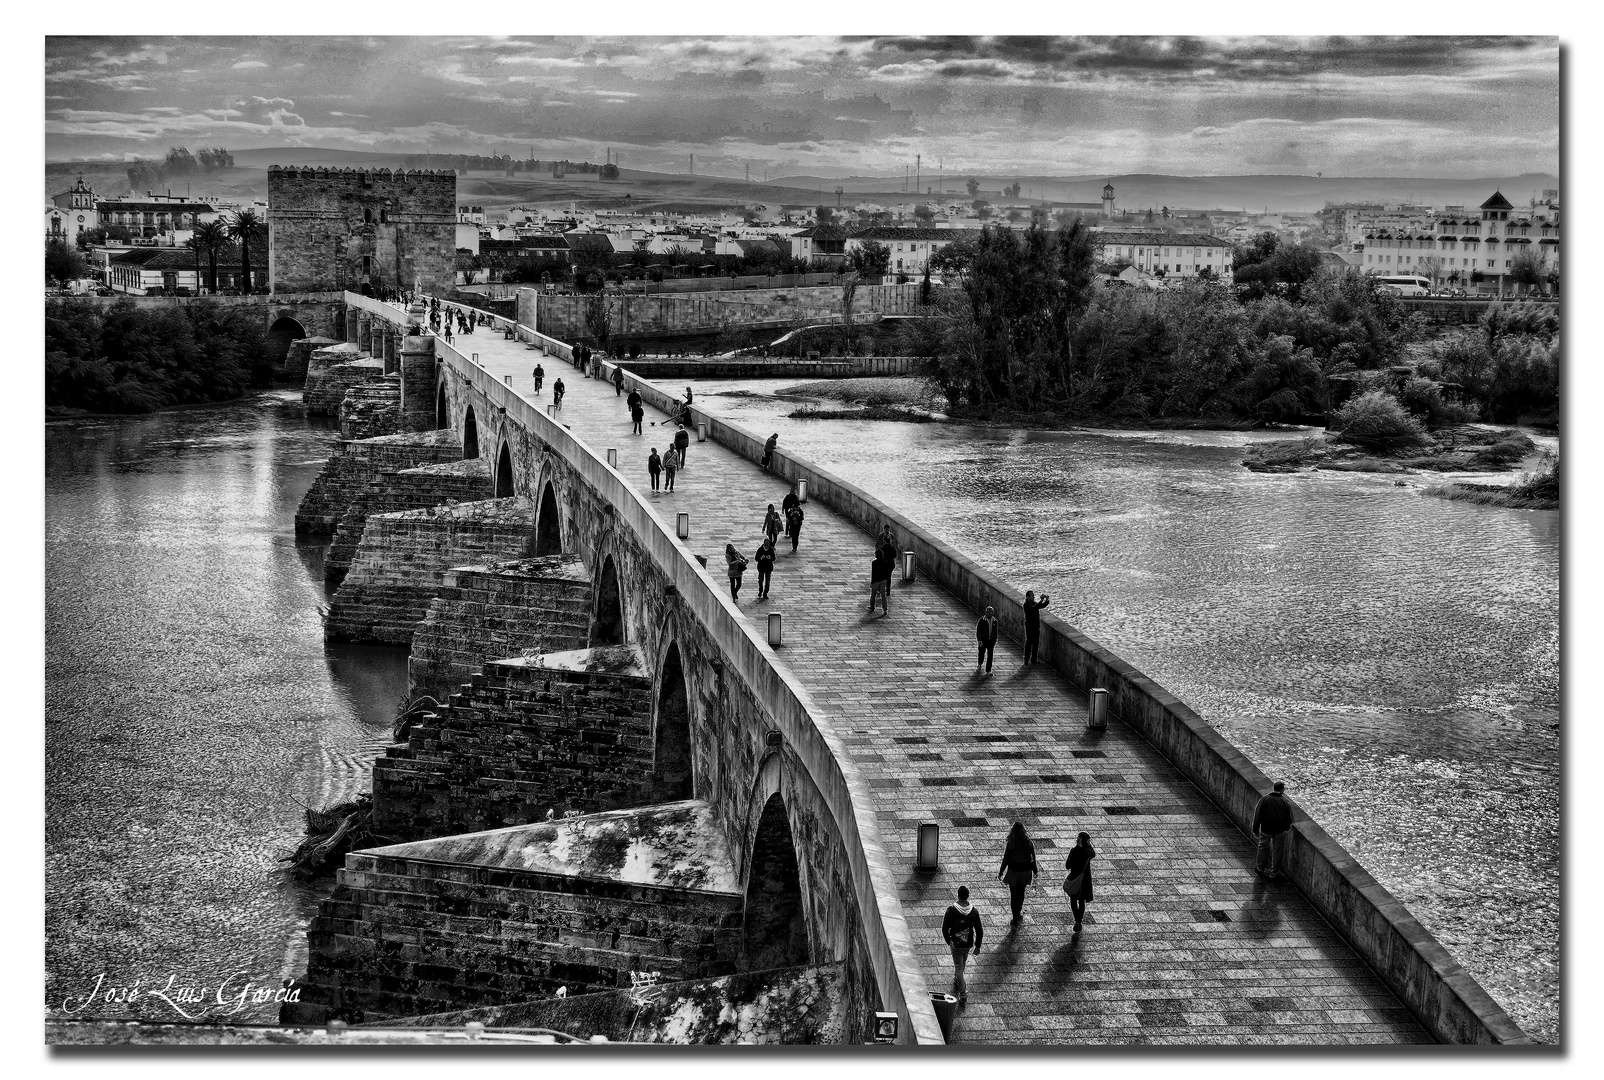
673,424,690,468
761,433,779,472
976,606,1000,675
647,448,662,492
1022,590,1051,666
662,446,679,492
1252,781,1295,881
941,885,983,1005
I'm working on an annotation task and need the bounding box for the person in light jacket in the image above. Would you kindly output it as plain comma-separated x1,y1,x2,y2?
941,885,984,1004
997,821,1039,926
976,606,1000,674
762,503,783,548
725,542,748,600
662,447,679,492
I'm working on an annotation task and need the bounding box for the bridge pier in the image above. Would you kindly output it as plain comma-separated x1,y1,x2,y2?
294,429,464,535
399,333,437,432
324,457,494,584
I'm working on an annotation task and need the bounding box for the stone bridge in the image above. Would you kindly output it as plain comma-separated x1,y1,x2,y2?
279,290,1530,1046
62,290,348,369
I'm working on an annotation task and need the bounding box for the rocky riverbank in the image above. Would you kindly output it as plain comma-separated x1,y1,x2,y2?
1242,426,1537,475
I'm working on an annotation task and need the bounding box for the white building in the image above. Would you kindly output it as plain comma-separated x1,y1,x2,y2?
1092,231,1234,283
1359,190,1558,294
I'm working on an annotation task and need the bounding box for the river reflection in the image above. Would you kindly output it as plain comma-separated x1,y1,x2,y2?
45,392,408,1023
690,377,1560,1043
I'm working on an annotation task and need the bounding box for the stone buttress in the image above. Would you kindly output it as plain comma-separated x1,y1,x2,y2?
295,429,464,536
324,458,494,584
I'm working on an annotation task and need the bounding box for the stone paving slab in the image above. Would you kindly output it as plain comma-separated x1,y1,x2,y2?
442,328,1430,1045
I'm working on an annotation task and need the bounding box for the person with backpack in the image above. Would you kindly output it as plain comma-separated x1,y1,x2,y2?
1064,831,1096,935
533,362,545,394
755,536,776,600
997,821,1039,926
662,446,679,492
1022,590,1051,666
612,367,625,397
673,424,690,468
976,605,1000,675
762,503,783,548
725,542,748,600
627,388,644,434
785,502,804,553
869,548,893,616
552,377,566,409
647,448,662,491
761,433,779,472
941,885,983,1004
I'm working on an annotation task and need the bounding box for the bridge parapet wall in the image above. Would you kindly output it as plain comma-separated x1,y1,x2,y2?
519,284,922,341
599,357,1531,1048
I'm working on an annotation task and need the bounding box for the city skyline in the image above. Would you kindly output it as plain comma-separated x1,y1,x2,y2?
46,36,1559,179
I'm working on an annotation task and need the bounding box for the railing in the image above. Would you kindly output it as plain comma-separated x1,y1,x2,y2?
345,291,941,1045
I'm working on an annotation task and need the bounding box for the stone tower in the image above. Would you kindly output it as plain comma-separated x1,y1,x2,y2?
1102,183,1116,219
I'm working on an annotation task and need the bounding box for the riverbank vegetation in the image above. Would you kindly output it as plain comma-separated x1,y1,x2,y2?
45,298,271,414
1425,452,1559,510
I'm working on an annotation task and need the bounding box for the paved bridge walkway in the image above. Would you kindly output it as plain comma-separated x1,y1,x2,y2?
421,319,1428,1045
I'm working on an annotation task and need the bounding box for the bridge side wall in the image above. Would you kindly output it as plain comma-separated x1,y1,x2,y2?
605,361,1529,1047
392,309,938,1044
521,284,922,341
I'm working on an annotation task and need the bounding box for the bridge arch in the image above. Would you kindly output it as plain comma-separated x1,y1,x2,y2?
534,480,562,556
435,381,448,430
590,553,625,646
742,788,811,971
493,441,516,498
266,315,306,369
462,405,479,459
651,641,694,802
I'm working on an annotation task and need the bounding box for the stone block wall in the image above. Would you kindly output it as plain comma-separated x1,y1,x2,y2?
325,497,538,645
305,358,387,417
523,284,922,341
337,374,402,440
305,341,365,386
286,336,339,378
374,648,658,839
294,429,463,535
281,844,744,1023
325,458,494,583
407,555,592,701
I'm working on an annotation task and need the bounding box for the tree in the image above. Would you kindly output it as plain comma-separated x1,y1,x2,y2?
78,224,132,248
973,200,992,220
913,204,935,223
571,243,614,291
1508,250,1545,296
965,178,980,199
1006,208,1024,224
46,240,88,288
191,220,228,294
815,205,836,225
165,146,200,177
583,294,613,352
226,209,265,295
848,239,891,278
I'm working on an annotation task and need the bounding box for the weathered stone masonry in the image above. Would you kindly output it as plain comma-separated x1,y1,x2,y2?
325,458,493,583
295,429,463,536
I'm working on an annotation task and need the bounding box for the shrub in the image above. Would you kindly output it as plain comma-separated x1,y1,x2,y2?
1330,390,1427,450
1400,376,1479,426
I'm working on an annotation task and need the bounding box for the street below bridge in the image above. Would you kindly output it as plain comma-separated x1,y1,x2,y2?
414,310,1428,1045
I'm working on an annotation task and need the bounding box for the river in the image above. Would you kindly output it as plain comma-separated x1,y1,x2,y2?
43,383,1559,1040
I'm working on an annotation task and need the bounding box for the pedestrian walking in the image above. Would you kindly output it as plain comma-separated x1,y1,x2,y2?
725,543,748,600
755,537,776,599
874,524,899,572
1063,832,1096,934
613,368,625,397
869,548,893,616
976,605,999,674
647,448,662,491
673,424,690,468
941,885,983,1004
782,489,799,514
762,503,783,547
553,377,566,409
785,502,804,553
1023,590,1051,665
533,363,545,393
1252,781,1295,880
662,447,679,491
444,320,454,344
997,821,1039,926
626,388,644,433
761,433,779,472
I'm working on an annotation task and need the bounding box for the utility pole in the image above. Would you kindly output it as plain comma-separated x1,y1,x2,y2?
916,154,921,196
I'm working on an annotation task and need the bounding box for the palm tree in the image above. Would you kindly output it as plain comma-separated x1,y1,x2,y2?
226,208,266,294
191,219,228,294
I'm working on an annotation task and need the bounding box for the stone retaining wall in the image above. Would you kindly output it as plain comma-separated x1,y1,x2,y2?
523,284,921,342
407,555,592,701
617,356,919,380
325,458,493,582
286,336,339,378
375,647,658,839
306,357,386,416
338,374,402,440
603,359,1531,1047
294,429,463,535
325,497,538,645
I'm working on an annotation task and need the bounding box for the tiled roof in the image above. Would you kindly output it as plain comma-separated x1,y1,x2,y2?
848,226,983,242
95,201,216,213
1092,231,1231,247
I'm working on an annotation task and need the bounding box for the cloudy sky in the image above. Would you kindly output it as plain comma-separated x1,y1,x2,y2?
44,36,1558,178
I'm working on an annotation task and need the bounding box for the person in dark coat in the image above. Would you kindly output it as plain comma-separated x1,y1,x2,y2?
552,377,566,408
976,606,1000,674
762,503,783,548
782,489,799,514
941,885,984,1004
869,550,893,615
533,363,545,393
1065,832,1096,933
761,433,779,472
673,424,690,468
997,821,1039,926
755,537,776,599
612,367,625,397
647,448,662,491
725,543,748,600
627,388,644,434
785,503,804,553
1252,781,1295,880
1022,590,1051,665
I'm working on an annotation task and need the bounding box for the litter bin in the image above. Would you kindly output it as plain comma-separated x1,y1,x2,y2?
1087,687,1109,730
929,992,958,1043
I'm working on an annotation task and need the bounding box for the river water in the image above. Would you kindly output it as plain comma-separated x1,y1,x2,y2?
45,391,408,1024
43,382,1559,1041
687,377,1560,1044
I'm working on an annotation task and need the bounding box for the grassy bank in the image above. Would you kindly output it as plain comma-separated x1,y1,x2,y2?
1424,453,1559,510
1244,427,1539,475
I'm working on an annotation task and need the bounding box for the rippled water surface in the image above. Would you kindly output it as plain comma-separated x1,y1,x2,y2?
691,378,1560,1042
45,392,408,1023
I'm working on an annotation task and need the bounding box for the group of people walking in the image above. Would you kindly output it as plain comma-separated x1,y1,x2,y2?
721,488,805,602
